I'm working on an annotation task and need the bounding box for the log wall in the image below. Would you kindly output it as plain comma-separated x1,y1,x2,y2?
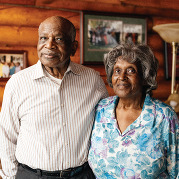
0,1,179,174
0,4,179,109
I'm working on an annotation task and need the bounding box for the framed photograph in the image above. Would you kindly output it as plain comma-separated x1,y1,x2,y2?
0,50,27,81
165,42,179,80
82,12,147,64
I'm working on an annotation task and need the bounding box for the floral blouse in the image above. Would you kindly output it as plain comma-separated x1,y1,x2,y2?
88,95,179,179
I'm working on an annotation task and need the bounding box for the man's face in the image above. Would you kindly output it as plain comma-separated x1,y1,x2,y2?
37,18,74,68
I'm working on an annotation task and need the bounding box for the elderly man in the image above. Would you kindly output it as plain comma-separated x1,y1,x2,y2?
0,16,108,179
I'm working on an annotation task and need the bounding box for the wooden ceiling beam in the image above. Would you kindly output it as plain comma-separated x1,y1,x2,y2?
0,0,179,20
0,0,35,6
35,0,179,19
36,0,179,11
121,0,179,11
0,5,80,28
74,0,121,4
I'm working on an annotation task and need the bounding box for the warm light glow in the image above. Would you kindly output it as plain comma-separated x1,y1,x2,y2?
153,23,179,95
153,23,179,43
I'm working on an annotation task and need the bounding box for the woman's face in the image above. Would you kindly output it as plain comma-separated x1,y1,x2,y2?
112,57,142,99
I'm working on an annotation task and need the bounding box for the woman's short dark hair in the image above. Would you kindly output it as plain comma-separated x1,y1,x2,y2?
103,43,159,95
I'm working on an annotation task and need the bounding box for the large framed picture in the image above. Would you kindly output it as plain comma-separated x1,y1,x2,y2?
165,42,179,80
0,50,27,81
82,12,147,64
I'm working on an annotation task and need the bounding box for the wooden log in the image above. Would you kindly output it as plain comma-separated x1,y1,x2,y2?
0,5,80,29
152,17,179,26
118,0,179,11
0,0,35,6
153,80,175,101
147,33,164,50
36,0,179,19
153,50,165,66
146,17,153,32
0,26,38,46
0,26,80,47
77,0,122,3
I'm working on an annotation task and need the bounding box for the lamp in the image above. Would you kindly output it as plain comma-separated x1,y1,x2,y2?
153,23,179,94
153,23,179,112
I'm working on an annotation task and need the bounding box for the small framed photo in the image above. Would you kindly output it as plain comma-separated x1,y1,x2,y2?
0,50,27,81
164,42,179,80
82,12,147,64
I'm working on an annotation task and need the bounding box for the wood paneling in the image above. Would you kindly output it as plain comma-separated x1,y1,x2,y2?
0,26,38,46
0,1,179,107
35,0,179,18
0,0,35,5
0,5,80,29
121,0,179,11
0,0,179,175
147,34,163,50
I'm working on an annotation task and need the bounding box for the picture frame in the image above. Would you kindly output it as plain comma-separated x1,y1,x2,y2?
164,42,179,80
82,12,147,64
0,50,27,81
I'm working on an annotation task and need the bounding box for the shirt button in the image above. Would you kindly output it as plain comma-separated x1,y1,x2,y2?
61,104,64,107
63,122,66,126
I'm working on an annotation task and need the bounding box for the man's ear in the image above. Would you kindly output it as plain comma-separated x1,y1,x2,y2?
71,40,78,56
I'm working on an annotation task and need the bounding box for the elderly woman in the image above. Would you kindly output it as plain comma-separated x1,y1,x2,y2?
88,43,179,178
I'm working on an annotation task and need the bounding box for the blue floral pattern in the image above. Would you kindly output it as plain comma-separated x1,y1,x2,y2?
88,95,179,178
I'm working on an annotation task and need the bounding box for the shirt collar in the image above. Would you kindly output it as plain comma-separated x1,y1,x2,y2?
115,95,153,134
31,60,45,80
140,94,155,124
65,61,81,76
32,60,81,80
105,94,156,135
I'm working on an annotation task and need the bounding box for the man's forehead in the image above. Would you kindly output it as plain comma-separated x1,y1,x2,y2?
39,21,61,31
39,20,71,34
39,24,62,33
40,17,71,30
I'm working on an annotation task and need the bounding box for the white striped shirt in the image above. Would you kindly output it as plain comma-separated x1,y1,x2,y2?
0,60,108,178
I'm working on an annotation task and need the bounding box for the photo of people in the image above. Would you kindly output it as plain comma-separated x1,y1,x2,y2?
88,19,123,51
87,19,144,52
0,53,24,78
123,24,143,44
83,14,146,63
